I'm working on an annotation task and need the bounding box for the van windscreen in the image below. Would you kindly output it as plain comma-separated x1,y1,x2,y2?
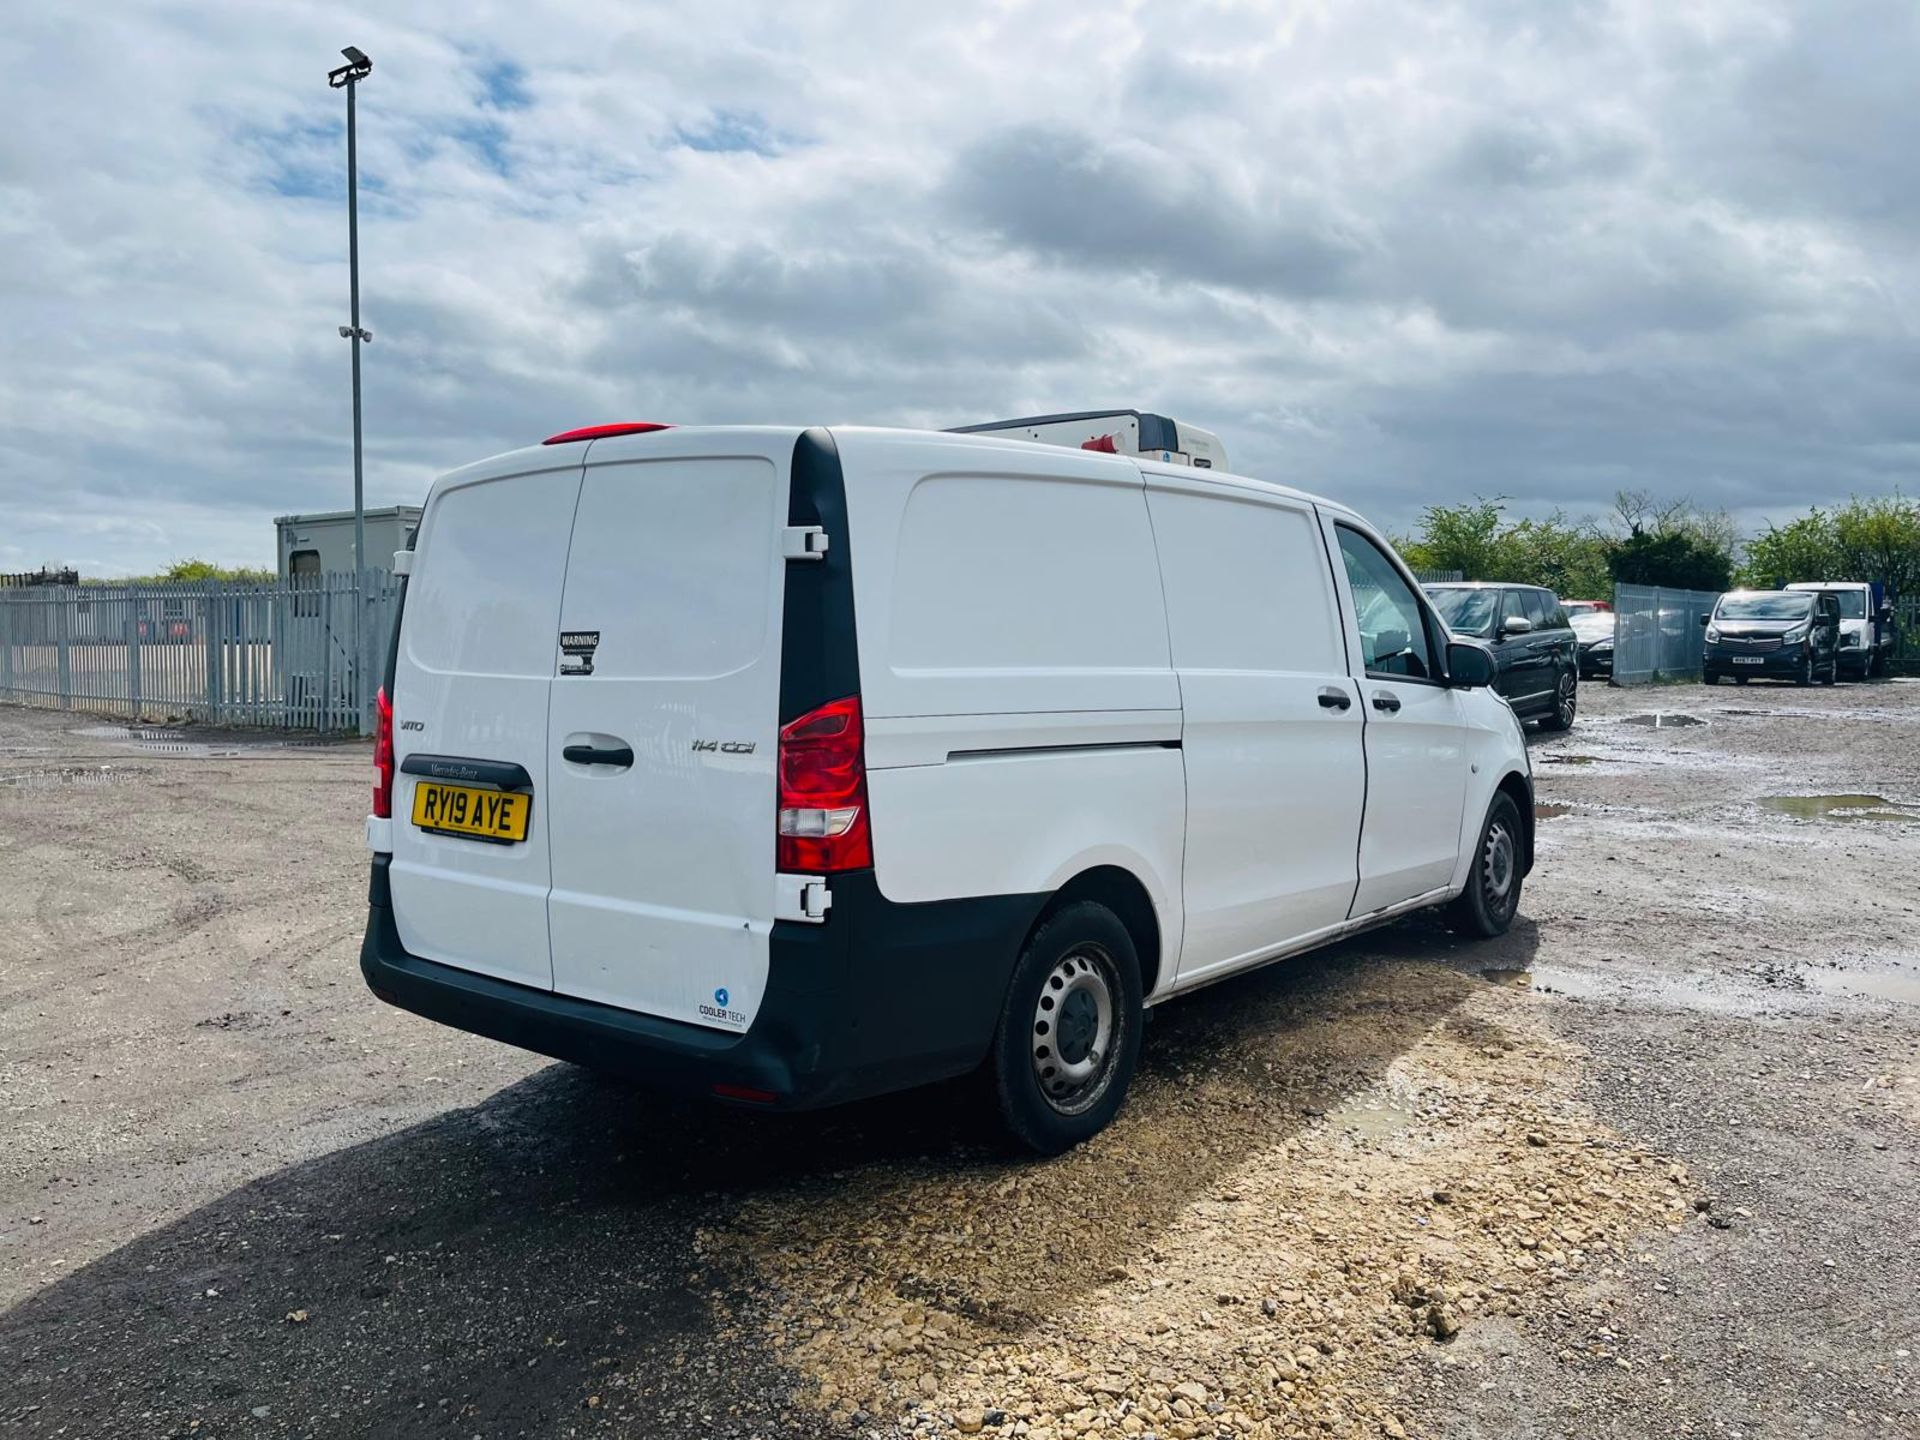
1717,594,1811,620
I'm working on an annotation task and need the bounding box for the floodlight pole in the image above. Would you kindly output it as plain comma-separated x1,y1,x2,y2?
329,47,374,731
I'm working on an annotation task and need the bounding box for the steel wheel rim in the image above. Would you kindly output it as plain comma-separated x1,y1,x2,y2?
1482,818,1517,915
1031,944,1119,1116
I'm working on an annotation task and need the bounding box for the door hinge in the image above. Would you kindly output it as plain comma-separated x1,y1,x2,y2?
781,525,829,562
775,873,833,923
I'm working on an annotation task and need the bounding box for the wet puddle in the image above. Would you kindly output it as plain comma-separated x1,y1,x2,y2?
0,765,145,790
69,724,354,758
1479,968,1534,988
1759,794,1920,825
1542,754,1601,766
1320,1101,1417,1142
1806,968,1920,1006
1620,713,1708,729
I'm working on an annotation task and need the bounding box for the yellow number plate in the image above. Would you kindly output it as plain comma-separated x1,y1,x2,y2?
411,781,530,843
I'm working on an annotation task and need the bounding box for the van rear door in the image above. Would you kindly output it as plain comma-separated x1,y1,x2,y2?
544,431,793,1033
387,449,585,990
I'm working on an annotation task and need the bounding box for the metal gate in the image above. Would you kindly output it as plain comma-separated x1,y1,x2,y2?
0,572,401,733
1609,584,1721,685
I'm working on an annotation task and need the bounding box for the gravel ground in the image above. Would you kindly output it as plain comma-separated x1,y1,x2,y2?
1,682,1915,1439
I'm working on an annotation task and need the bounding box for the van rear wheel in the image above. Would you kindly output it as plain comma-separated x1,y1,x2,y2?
1447,792,1524,938
990,901,1143,1155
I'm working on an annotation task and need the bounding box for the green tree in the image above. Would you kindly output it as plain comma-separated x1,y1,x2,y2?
128,558,277,585
1608,530,1733,591
1832,494,1920,602
1739,510,1841,589
1397,499,1505,579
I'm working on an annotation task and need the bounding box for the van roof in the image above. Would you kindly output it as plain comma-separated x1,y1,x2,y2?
435,425,1343,515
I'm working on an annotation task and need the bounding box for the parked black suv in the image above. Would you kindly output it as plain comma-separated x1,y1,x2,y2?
1426,583,1579,729
1701,589,1840,686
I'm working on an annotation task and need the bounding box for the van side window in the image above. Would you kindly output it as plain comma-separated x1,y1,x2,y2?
1334,528,1435,681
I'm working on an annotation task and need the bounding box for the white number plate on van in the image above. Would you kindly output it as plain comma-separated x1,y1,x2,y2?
1732,656,1764,665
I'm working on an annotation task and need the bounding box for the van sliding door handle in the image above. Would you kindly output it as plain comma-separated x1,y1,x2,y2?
1370,691,1403,714
562,743,634,769
1316,687,1353,711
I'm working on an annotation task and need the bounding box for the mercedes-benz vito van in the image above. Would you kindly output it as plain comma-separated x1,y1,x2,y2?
360,424,1533,1152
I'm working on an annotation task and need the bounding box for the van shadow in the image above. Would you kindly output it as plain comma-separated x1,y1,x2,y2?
1,918,1536,1439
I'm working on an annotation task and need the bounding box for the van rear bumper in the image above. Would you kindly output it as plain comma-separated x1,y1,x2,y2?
359,857,1046,1110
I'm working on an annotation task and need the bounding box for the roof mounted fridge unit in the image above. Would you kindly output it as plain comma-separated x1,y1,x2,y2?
950,409,1226,471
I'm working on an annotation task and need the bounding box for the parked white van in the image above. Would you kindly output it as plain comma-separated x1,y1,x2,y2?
361,423,1534,1152
1785,581,1894,679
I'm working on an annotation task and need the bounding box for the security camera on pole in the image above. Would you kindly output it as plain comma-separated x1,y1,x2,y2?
328,45,374,732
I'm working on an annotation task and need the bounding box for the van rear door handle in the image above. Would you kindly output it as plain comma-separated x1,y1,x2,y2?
1370,691,1403,714
562,743,634,769
1316,687,1353,711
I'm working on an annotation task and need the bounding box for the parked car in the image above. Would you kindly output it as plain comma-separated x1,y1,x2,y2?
1701,589,1840,686
1568,608,1616,680
1562,599,1611,616
359,422,1535,1153
1425,582,1580,730
1784,581,1894,679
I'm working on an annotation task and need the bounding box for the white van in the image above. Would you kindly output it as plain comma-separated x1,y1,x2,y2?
1785,581,1893,679
360,423,1534,1152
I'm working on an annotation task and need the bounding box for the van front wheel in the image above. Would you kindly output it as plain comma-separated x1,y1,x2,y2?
1447,792,1524,938
990,901,1144,1155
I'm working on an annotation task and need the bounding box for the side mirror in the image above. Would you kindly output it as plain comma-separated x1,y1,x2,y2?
1698,613,1711,627
1499,615,1533,637
1447,640,1497,688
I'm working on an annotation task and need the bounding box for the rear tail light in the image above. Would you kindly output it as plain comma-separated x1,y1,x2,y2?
372,686,395,818
776,695,872,872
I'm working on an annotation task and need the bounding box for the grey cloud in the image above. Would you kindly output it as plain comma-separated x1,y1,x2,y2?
942,124,1368,299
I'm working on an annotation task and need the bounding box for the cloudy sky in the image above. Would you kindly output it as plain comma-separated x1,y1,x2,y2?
2,1,1915,576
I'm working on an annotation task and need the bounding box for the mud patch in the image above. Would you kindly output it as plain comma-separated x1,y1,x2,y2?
1619,713,1707,729
1759,793,1919,825
1540,754,1601,767
1534,802,1572,821
731,964,1692,1439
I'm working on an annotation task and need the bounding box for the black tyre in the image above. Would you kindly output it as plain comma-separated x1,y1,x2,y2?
1821,658,1838,686
1869,651,1889,679
1539,670,1577,731
1794,650,1814,687
989,901,1144,1155
1447,792,1524,939
1703,672,1720,686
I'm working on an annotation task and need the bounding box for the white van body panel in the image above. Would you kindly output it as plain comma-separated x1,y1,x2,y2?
833,428,1180,722
386,444,585,990
1139,466,1367,983
863,750,1187,996
543,430,797,1031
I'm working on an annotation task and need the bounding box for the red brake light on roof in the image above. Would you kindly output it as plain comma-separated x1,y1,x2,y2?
541,422,673,446
1080,433,1119,453
776,695,872,872
372,685,395,819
